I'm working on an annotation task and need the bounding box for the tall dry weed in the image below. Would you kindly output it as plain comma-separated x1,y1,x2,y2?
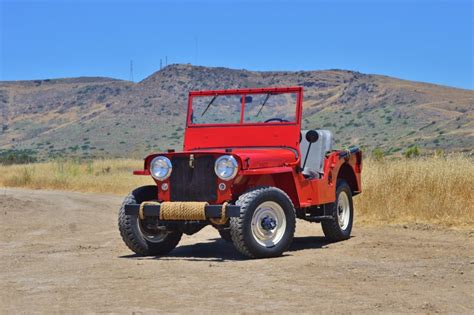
355,155,473,228
0,156,472,228
0,159,153,194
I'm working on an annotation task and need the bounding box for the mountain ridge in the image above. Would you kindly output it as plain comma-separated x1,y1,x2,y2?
1,64,472,159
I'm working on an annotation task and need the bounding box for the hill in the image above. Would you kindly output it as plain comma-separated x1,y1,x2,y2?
0,64,473,160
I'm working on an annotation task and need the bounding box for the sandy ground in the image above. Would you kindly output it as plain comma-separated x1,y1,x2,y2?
0,188,473,314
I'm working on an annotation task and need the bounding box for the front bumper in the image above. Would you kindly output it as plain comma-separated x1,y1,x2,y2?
124,203,241,219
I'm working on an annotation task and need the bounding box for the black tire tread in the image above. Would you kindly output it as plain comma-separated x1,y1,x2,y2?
230,186,296,258
321,180,353,242
218,229,232,242
118,186,182,256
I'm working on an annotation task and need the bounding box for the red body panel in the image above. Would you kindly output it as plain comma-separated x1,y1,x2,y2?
184,86,303,152
184,124,301,152
135,87,362,209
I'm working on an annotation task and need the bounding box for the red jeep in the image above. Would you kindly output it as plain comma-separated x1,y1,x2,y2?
119,87,362,258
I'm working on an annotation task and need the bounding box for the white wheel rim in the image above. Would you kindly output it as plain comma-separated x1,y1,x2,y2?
137,218,167,243
250,201,286,248
337,191,351,230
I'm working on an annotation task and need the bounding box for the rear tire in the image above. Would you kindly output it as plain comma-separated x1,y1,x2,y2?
118,186,182,256
321,180,353,241
230,187,296,258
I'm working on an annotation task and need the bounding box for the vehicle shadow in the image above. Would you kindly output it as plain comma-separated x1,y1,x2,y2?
287,236,332,252
119,236,333,262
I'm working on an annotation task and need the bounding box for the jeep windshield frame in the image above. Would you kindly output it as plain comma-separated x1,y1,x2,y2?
183,87,303,152
187,87,303,127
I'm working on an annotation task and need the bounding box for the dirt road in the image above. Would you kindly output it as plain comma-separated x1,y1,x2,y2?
1,188,472,313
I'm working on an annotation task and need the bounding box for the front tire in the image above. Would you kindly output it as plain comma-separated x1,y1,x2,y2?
118,186,182,256
230,187,296,258
218,229,232,242
321,180,354,241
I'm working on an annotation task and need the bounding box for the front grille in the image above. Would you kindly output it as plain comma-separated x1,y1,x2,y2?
170,155,217,202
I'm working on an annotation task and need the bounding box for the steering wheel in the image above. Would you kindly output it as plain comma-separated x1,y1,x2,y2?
264,118,290,123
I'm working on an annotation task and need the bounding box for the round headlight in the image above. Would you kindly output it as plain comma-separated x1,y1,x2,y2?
215,155,238,180
150,156,172,180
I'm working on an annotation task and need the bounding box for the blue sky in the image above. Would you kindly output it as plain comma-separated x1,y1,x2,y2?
1,0,473,89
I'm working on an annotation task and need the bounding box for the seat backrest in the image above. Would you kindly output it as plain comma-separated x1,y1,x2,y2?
300,129,333,177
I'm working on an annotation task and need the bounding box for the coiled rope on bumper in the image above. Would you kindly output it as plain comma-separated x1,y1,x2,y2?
138,201,226,221
138,201,160,220
160,202,208,221
209,202,229,225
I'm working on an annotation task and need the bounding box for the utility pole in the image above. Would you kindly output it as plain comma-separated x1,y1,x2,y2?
194,36,198,65
160,59,163,70
129,60,134,82
165,56,168,67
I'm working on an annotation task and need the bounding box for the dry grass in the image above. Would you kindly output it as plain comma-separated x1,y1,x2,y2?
0,156,472,228
354,155,474,228
0,159,153,195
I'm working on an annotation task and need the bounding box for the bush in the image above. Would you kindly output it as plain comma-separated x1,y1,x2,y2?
434,149,445,157
404,145,420,158
0,149,37,165
372,148,384,161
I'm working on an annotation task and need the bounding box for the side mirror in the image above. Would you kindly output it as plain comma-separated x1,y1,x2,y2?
241,96,253,103
306,130,319,143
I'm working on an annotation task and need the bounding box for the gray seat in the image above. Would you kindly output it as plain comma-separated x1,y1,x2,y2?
300,129,333,178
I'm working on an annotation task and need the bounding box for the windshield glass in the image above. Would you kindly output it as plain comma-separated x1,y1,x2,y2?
190,91,298,125
191,95,242,124
244,93,297,123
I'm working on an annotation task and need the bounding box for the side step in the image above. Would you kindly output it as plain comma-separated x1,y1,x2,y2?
299,204,335,222
303,215,334,222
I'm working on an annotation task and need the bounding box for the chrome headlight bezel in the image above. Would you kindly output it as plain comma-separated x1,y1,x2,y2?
214,155,238,181
150,156,172,181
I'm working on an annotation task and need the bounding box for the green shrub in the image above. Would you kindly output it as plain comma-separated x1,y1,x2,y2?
404,145,421,158
0,149,37,165
372,148,384,161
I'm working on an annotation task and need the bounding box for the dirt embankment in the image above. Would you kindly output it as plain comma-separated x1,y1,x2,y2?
1,188,473,313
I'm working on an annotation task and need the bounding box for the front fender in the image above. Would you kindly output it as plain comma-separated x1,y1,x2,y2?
233,167,301,208
240,166,294,175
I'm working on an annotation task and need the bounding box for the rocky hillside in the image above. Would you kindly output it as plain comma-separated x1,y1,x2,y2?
0,64,472,159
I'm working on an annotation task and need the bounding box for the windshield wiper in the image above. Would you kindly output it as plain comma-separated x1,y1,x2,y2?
256,93,272,116
201,95,218,117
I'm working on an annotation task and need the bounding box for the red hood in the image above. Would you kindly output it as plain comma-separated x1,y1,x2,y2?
190,147,298,170
145,147,299,171
226,148,297,169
